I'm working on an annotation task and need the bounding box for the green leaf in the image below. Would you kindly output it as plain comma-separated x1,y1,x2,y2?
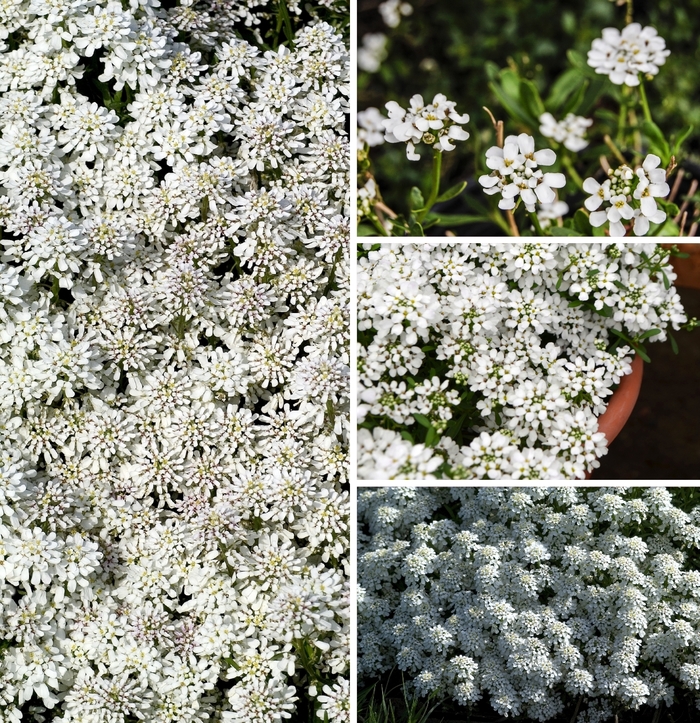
520,79,545,120
641,120,671,165
574,209,593,235
408,218,425,236
413,413,432,428
561,80,589,116
670,332,679,355
635,346,652,363
551,227,585,236
425,426,439,447
546,68,585,111
672,125,694,158
435,181,467,203
357,223,377,236
400,431,415,443
409,186,425,211
427,213,488,227
638,328,662,341
654,219,680,236
566,49,599,78
489,79,535,128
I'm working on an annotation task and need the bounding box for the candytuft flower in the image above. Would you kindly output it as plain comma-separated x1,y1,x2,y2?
383,93,470,160
479,133,566,211
587,23,670,86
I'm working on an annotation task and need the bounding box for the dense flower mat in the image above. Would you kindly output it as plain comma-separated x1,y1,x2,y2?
0,0,349,721
359,486,700,723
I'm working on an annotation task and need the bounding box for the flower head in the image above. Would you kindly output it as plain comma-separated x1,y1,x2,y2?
383,93,470,160
587,23,670,86
479,133,566,212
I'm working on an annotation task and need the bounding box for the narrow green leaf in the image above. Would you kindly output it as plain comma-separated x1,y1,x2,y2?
413,413,432,429
545,68,585,111
641,120,671,165
520,79,546,119
574,209,593,235
409,186,425,211
435,181,467,203
670,332,679,355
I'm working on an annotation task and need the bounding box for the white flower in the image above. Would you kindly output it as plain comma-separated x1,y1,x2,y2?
539,112,592,152
378,0,413,28
587,23,670,86
357,33,388,73
583,155,669,236
479,133,566,211
358,107,386,147
383,93,469,160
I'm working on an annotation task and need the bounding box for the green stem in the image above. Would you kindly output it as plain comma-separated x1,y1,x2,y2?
368,213,390,236
529,211,547,236
562,154,584,190
638,77,652,123
418,148,442,222
616,101,627,145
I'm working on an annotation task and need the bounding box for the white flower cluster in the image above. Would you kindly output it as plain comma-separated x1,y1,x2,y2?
584,154,671,237
587,23,670,86
383,94,470,160
358,242,686,480
359,486,700,723
479,134,566,213
0,0,349,721
358,33,388,73
378,0,413,28
539,113,592,153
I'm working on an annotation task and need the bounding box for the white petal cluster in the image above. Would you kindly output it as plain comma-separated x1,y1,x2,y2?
359,487,700,721
357,242,686,480
0,0,349,720
539,112,592,153
583,154,670,236
383,93,470,160
358,107,387,147
479,133,566,212
587,23,670,86
378,0,413,28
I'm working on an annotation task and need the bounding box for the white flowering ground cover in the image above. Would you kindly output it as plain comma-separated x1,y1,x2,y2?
358,486,700,723
0,1,349,721
357,242,696,481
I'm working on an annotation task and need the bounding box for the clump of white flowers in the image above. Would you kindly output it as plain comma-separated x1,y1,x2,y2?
358,242,687,480
583,154,671,236
383,93,470,160
539,112,592,152
478,134,566,212
0,0,349,720
587,23,670,86
359,486,700,722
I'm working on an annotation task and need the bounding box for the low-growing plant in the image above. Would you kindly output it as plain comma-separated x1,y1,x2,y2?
358,486,700,723
358,242,697,480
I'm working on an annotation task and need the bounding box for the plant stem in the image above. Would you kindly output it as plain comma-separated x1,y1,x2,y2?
638,77,652,123
604,134,627,165
418,148,442,222
529,211,546,236
505,209,520,236
626,0,633,24
562,154,584,190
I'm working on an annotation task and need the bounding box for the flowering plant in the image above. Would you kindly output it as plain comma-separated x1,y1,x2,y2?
359,486,700,723
357,1,697,238
358,242,697,481
0,0,349,721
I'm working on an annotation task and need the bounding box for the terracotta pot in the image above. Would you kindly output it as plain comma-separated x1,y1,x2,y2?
585,354,644,479
664,243,700,289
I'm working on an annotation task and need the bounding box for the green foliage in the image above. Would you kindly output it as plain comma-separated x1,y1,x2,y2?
359,0,700,233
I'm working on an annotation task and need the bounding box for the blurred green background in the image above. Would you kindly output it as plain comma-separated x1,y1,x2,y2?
358,0,700,234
